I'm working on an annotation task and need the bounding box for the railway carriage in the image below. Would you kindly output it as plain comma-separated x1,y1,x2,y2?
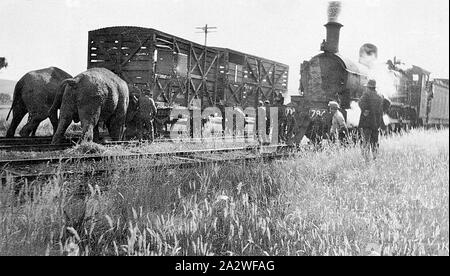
427,79,449,127
87,26,288,137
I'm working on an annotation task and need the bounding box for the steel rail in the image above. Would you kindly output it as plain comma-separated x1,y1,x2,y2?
0,144,287,167
0,135,254,151
1,150,293,183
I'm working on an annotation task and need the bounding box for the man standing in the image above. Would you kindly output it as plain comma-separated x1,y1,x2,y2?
255,100,266,143
277,99,287,142
328,101,347,143
141,94,158,141
358,79,386,161
264,100,271,138
285,109,295,142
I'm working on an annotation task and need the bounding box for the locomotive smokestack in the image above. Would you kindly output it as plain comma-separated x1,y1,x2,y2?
321,1,343,53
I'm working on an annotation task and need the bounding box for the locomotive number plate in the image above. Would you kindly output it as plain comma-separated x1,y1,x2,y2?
309,109,327,118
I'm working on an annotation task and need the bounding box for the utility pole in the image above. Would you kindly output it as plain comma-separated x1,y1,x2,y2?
195,24,217,47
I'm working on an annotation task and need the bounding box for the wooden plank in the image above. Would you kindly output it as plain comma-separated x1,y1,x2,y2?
120,36,152,67
121,61,152,71
121,71,151,82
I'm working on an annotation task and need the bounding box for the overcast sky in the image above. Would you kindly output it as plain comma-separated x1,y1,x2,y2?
0,0,448,94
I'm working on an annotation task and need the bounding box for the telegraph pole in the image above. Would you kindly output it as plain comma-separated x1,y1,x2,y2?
195,24,217,47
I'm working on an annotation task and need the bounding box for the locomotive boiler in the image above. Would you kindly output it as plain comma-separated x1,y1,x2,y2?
290,2,370,143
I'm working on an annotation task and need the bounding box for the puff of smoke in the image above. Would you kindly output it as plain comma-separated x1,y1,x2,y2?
328,1,342,23
383,113,391,126
359,44,398,99
367,63,398,98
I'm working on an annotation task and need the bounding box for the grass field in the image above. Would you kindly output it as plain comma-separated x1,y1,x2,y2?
0,128,448,256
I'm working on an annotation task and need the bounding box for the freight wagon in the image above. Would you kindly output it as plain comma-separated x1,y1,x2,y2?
87,26,288,136
426,78,449,127
385,62,431,131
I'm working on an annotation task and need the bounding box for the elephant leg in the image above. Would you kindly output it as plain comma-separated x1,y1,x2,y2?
137,120,145,141
81,120,95,143
93,124,100,143
148,121,154,142
49,109,59,135
52,116,72,144
19,113,46,137
78,106,100,143
107,114,126,141
32,125,38,136
6,105,27,137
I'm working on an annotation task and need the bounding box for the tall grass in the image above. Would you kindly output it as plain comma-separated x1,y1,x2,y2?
0,128,448,256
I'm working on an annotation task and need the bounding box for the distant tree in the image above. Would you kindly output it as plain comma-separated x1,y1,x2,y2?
0,93,11,104
0,57,7,71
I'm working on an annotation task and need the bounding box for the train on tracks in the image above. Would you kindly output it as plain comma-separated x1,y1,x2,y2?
288,2,448,144
2,2,448,146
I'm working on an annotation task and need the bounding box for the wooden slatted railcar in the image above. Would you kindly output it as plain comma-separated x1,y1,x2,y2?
87,26,288,111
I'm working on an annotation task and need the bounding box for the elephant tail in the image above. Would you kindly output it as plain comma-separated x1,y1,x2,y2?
6,79,24,121
48,78,78,116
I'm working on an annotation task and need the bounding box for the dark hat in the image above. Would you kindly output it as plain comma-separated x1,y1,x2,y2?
365,79,377,89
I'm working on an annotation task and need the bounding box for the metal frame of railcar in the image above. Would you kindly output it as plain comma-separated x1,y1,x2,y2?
87,26,288,110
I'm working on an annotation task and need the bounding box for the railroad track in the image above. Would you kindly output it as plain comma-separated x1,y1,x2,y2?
1,144,294,183
0,135,253,152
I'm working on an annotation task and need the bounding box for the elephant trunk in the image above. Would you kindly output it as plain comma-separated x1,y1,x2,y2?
52,115,73,144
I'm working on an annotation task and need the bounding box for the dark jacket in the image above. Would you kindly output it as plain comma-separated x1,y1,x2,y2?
358,89,385,130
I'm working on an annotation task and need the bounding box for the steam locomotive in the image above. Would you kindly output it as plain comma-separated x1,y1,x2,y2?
289,7,439,144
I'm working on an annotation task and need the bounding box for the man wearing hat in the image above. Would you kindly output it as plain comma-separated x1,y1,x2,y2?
358,79,387,161
328,100,347,143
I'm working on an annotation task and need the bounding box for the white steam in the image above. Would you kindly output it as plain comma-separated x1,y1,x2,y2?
346,101,361,128
383,114,391,126
366,63,398,99
359,49,398,98
346,43,399,128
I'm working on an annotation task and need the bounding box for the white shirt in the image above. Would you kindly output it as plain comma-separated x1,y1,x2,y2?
330,110,347,135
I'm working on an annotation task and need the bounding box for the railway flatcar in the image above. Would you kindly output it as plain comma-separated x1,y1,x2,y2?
87,26,288,137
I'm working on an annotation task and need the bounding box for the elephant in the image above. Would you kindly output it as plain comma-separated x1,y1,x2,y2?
124,91,158,141
50,67,129,144
5,67,72,137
